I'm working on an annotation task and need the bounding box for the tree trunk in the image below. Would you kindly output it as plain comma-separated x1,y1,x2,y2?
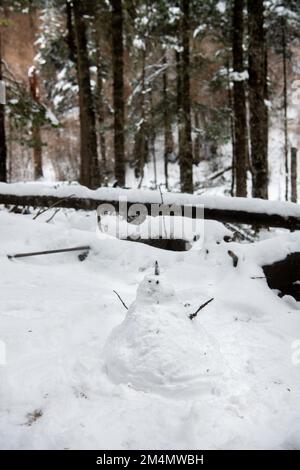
65,0,77,63
176,50,184,168
163,55,174,190
248,0,269,199
0,32,7,182
291,147,297,203
94,19,107,174
180,0,193,194
111,0,125,187
282,18,289,201
73,0,100,189
232,0,247,197
149,89,157,189
28,66,43,180
133,48,149,181
226,61,236,197
96,47,107,167
193,110,201,165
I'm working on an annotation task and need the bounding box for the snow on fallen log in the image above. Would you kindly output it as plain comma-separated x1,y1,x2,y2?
1,182,300,229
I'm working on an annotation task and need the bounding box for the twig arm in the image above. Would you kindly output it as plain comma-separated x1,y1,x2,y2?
189,298,214,320
113,290,128,310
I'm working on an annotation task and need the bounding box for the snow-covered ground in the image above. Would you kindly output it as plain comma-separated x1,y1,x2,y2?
0,207,300,450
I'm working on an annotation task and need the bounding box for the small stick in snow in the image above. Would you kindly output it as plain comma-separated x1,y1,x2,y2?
189,298,214,320
33,194,75,220
113,290,128,310
46,208,61,223
7,246,91,260
228,250,239,268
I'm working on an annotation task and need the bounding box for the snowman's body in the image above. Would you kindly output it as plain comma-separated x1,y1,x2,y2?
104,275,224,395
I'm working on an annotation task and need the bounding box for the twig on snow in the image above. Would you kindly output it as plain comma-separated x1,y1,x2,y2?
7,246,90,260
189,298,214,320
46,208,61,223
33,194,75,220
113,290,128,310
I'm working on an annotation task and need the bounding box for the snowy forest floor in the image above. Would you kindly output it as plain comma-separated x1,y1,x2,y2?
0,207,300,450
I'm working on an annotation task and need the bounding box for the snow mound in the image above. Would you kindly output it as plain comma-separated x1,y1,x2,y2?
103,274,224,395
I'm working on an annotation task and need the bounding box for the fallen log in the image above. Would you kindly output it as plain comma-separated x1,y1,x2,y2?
1,185,300,230
132,238,189,251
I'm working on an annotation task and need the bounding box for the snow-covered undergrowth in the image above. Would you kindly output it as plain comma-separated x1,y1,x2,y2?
0,208,300,449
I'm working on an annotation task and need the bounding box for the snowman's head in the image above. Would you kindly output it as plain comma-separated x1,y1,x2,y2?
136,275,175,304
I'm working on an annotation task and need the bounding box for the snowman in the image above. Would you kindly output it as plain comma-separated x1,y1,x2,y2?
103,266,224,395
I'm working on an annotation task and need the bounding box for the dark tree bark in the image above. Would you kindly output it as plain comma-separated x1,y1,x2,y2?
94,13,107,174
232,0,247,197
0,32,7,182
133,48,149,181
96,46,107,167
149,89,157,189
282,18,289,201
226,61,236,196
193,110,201,165
28,66,43,180
248,0,269,199
73,0,100,189
179,0,193,193
163,55,174,190
291,147,297,203
65,0,77,63
176,49,184,167
111,0,125,187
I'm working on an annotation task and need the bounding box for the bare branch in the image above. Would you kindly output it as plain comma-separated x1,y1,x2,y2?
189,298,214,320
113,290,128,310
33,194,75,220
